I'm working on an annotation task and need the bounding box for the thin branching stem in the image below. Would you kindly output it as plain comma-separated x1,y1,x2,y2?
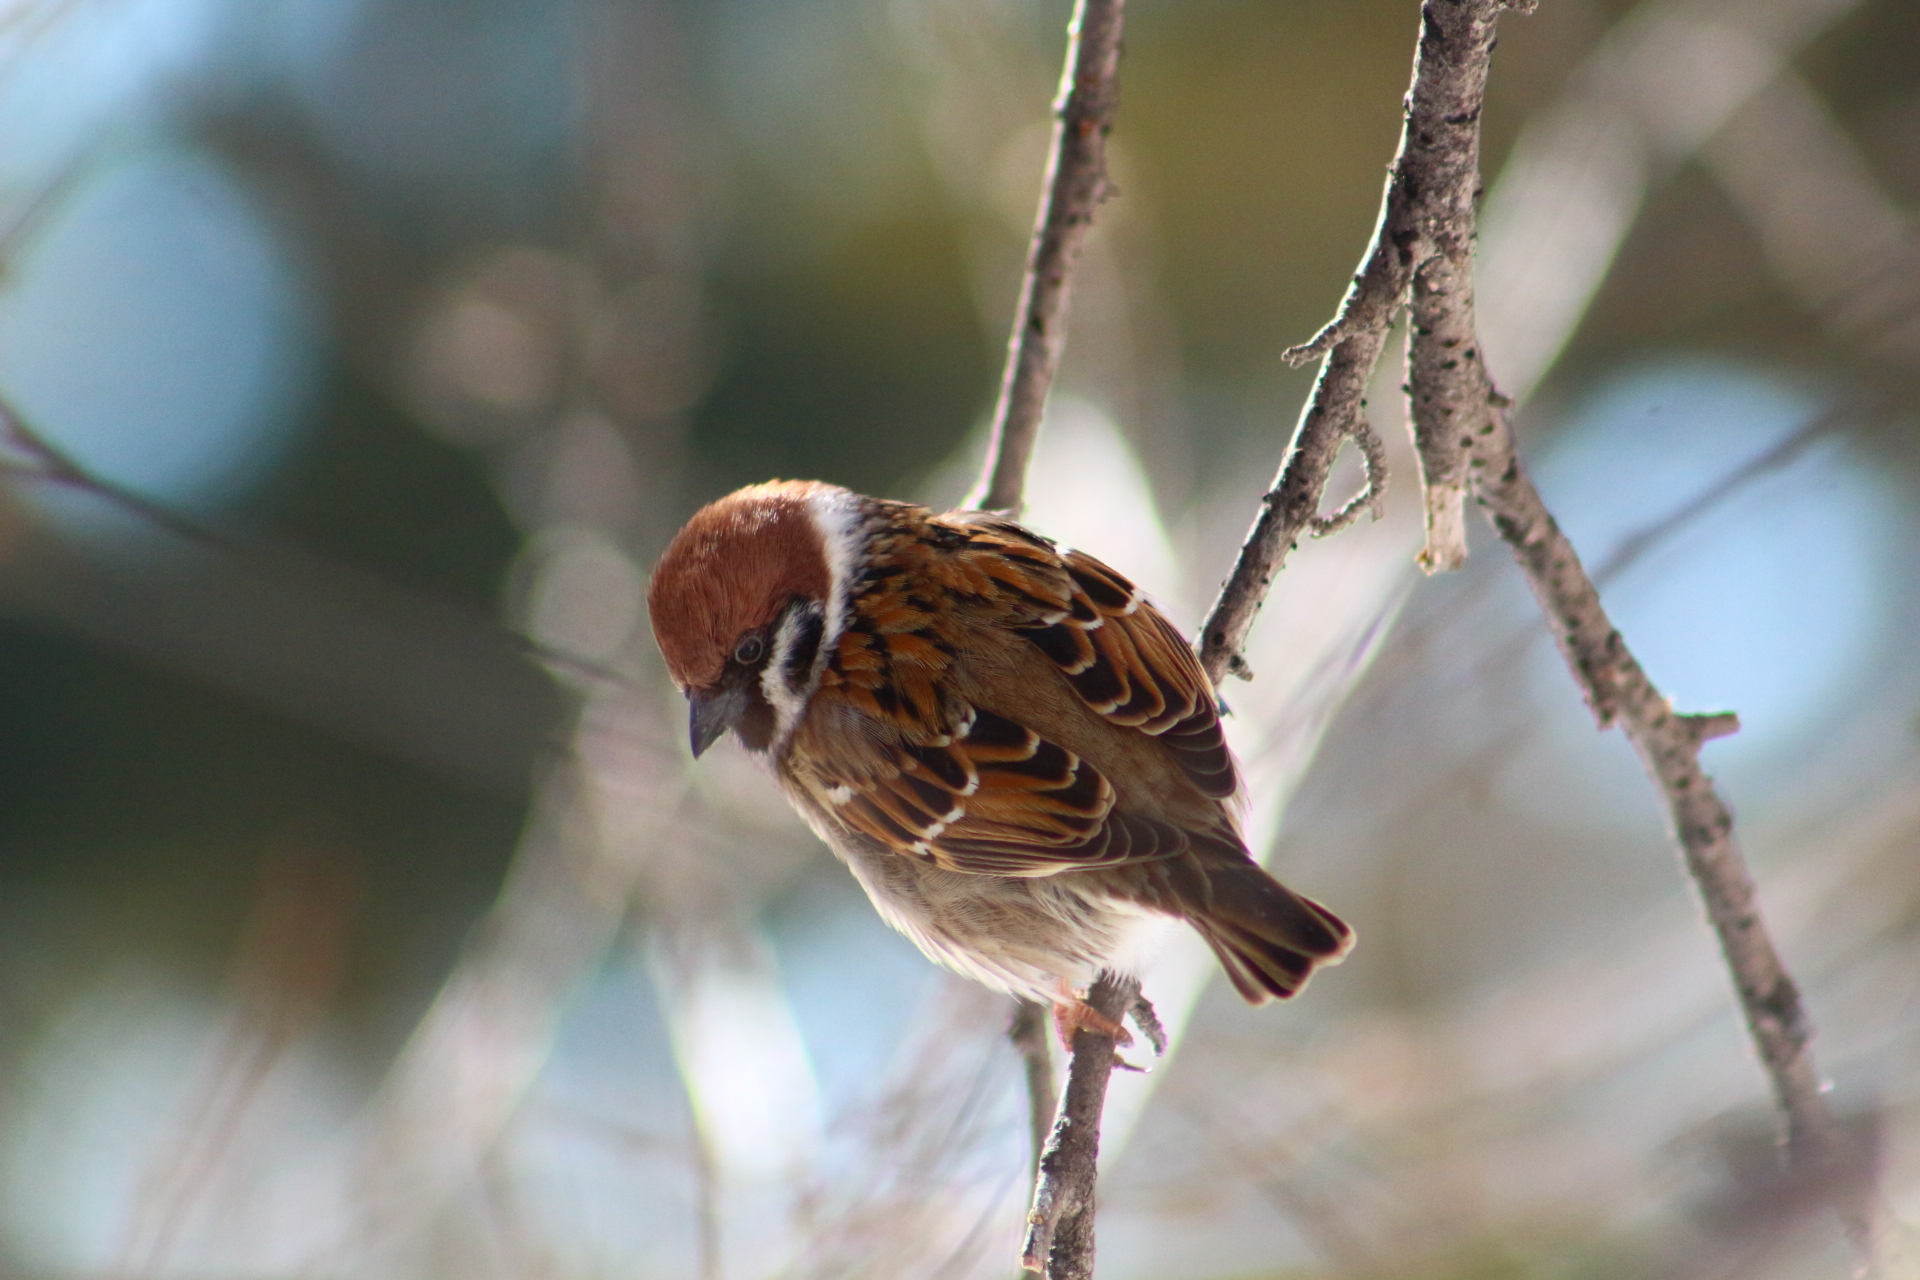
1190,0,1876,1265
1195,0,1514,686
967,0,1125,515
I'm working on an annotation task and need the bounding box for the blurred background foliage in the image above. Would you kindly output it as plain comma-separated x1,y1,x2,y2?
0,0,1917,1276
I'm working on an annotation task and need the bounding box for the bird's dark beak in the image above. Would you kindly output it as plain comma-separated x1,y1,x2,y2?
688,682,752,758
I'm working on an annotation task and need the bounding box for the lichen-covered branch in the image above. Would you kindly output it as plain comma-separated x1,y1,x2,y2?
1191,0,1874,1265
967,0,1126,515
1196,0,1510,684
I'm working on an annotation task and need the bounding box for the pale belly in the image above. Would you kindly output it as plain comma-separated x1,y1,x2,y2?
788,786,1176,1003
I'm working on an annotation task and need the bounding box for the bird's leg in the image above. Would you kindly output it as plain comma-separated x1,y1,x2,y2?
1051,978,1132,1049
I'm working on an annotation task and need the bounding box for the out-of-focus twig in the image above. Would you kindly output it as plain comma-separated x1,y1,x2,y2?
1194,0,1517,684
966,0,1125,514
1009,999,1055,1179
1589,402,1850,588
784,978,1026,1280
0,391,222,547
116,839,356,1276
0,390,638,700
1020,973,1136,1277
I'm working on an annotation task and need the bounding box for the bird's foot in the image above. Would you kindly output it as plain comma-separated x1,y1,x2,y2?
1051,981,1133,1050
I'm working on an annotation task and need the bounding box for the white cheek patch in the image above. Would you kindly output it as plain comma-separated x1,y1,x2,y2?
805,485,871,664
762,600,824,746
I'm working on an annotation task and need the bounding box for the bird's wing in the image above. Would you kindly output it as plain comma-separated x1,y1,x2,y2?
792,702,1231,877
939,515,1237,800
789,506,1238,876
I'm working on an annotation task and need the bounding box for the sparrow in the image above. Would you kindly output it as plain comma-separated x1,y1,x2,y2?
647,479,1351,1037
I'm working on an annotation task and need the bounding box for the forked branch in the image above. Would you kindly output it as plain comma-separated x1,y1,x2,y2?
1196,0,1511,685
1192,0,1874,1265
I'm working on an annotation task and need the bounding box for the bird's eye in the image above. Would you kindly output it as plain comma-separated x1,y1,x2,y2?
733,635,765,665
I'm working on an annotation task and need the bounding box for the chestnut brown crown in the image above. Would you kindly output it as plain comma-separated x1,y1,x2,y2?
647,480,834,693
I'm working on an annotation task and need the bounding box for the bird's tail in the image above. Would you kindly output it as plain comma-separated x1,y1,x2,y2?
1189,863,1353,1004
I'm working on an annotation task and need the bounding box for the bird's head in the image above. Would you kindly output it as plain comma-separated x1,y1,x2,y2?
648,479,860,757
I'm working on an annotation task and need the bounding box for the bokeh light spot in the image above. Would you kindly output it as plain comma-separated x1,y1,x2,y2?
0,147,315,520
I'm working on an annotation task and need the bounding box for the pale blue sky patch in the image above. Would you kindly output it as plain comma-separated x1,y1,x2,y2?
0,0,225,194
1532,359,1898,761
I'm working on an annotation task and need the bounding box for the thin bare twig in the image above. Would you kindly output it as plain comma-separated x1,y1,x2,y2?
966,0,1125,514
1020,973,1136,1277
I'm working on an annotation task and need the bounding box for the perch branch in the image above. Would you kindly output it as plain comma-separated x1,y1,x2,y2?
1020,973,1137,1278
960,3,1133,1273
1196,0,1512,683
966,0,1126,515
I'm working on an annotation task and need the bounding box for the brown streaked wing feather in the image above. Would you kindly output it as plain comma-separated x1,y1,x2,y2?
797,505,1236,872
800,701,1208,878
1007,547,1238,799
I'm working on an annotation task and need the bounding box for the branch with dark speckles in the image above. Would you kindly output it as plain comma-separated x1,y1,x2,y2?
1464,395,1878,1264
1197,0,1511,686
1019,973,1137,1278
1194,0,1876,1266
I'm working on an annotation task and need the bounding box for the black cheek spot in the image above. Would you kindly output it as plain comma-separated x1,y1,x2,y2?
782,605,825,686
